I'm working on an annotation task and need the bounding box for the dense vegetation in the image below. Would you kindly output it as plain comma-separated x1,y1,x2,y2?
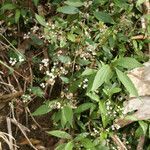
0,0,150,149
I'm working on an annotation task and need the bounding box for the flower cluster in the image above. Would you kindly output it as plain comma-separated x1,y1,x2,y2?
9,55,25,66
90,128,99,136
106,100,123,118
78,78,89,89
22,94,31,103
23,32,30,39
9,57,17,66
49,102,61,109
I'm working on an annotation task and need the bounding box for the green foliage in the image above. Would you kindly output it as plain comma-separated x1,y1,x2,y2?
47,130,72,139
0,0,149,149
115,68,138,97
57,6,79,14
91,64,112,91
94,11,114,24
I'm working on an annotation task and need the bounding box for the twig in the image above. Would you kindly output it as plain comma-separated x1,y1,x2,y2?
26,107,42,129
6,117,14,150
0,131,18,149
9,118,37,150
131,35,149,40
0,59,28,80
111,134,128,150
0,91,23,103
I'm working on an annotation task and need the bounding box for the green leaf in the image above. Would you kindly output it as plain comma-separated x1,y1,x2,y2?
47,130,72,139
74,133,89,141
86,92,100,102
31,34,44,46
114,57,143,69
55,144,66,150
58,55,71,63
32,103,50,116
136,0,145,6
61,108,67,128
64,1,84,7
74,103,95,114
67,33,76,42
32,0,39,6
60,76,69,83
35,13,47,27
80,138,95,149
1,3,16,10
65,141,74,150
94,11,114,24
57,6,79,14
77,58,91,66
115,68,138,97
99,101,108,128
32,100,58,116
139,121,148,136
61,105,73,127
15,9,21,23
91,65,112,91
81,68,97,76
30,87,44,97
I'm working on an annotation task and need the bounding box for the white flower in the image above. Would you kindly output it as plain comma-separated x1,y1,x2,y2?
40,83,47,88
83,84,88,89
18,56,25,62
9,57,17,66
41,58,49,67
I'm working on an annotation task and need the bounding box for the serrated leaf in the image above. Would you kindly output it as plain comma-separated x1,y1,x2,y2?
115,68,138,97
35,13,47,27
74,103,95,114
65,141,74,150
47,130,72,139
91,65,112,91
15,9,20,23
115,57,143,69
64,1,84,7
1,3,16,10
57,6,79,14
94,11,114,24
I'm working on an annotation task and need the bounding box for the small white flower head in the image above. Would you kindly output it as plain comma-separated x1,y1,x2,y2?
66,93,73,99
83,84,88,89
18,55,25,62
40,82,47,88
46,71,55,79
41,58,49,67
22,94,31,103
9,57,17,66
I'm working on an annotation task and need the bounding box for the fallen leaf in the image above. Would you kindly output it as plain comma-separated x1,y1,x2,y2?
115,61,150,128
